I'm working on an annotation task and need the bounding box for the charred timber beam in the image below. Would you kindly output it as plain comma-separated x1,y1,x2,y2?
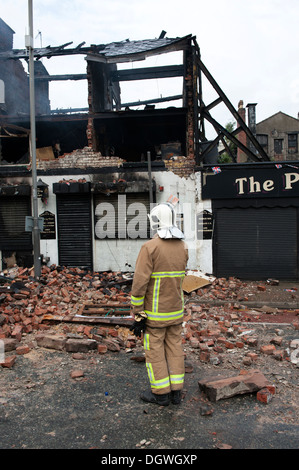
119,94,182,108
35,74,87,81
110,65,184,82
202,111,262,163
196,56,270,161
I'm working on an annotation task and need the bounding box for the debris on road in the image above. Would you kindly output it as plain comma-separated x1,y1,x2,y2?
198,369,275,402
0,264,298,409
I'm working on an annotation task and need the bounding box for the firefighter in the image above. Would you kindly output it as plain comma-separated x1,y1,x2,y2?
130,201,188,406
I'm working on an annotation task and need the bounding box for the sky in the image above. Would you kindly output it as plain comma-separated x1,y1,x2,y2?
1,0,299,139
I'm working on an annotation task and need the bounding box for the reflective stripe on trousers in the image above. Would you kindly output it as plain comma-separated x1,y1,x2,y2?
143,324,184,395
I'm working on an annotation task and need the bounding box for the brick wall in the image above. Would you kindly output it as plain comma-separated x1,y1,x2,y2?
37,147,196,177
164,156,195,178
37,147,124,170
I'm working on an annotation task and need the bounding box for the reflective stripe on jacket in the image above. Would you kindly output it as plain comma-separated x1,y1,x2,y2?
131,235,188,328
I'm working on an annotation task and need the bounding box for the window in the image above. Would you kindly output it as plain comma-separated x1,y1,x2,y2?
288,134,298,154
256,134,268,152
274,139,283,154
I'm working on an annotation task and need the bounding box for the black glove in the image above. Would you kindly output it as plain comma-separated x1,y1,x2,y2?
130,318,147,338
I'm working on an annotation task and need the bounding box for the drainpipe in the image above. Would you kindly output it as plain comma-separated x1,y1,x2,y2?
147,151,153,207
27,0,41,278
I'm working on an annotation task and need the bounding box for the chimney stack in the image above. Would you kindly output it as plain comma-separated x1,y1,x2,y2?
237,100,247,163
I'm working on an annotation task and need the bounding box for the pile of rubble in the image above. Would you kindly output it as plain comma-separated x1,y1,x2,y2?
1,265,299,405
183,302,299,365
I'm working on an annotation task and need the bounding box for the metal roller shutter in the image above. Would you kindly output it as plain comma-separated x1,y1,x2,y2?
214,206,298,280
0,197,32,250
57,194,92,269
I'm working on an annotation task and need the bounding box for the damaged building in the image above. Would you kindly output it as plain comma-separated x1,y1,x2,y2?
1,17,299,280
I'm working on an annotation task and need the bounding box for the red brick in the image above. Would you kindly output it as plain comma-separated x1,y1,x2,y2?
70,370,84,379
224,341,235,349
273,350,285,361
1,355,16,368
247,352,259,361
257,387,274,404
199,351,210,362
260,344,276,355
97,344,108,354
270,336,283,346
243,357,252,366
102,338,120,352
198,369,271,402
16,345,30,355
245,337,258,347
65,338,97,353
83,326,93,338
11,325,23,341
36,334,66,350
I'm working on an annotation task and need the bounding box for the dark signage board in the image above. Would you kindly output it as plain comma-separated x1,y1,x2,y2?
39,211,56,239
202,166,299,199
196,210,213,240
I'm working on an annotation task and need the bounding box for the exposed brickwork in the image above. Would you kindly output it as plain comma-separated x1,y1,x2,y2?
237,100,247,163
37,146,124,170
164,156,195,178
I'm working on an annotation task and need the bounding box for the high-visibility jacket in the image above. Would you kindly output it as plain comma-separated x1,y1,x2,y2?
130,235,188,328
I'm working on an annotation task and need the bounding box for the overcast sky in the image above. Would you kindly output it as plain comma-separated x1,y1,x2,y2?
1,0,299,138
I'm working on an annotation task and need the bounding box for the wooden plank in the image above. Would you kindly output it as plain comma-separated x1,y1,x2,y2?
43,313,133,326
110,65,184,82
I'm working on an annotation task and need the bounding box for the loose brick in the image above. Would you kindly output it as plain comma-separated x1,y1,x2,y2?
257,387,274,404
16,345,30,355
65,338,97,353
199,351,210,362
70,370,85,379
102,338,120,352
3,338,18,351
245,337,258,347
257,285,266,291
198,369,271,402
247,352,259,362
11,325,23,341
260,344,276,355
270,336,283,346
97,344,108,354
1,355,16,368
36,334,66,351
224,340,235,349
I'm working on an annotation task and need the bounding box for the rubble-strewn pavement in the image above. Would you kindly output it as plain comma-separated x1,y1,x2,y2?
0,265,298,450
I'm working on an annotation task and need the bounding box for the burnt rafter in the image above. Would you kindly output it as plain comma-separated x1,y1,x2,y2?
0,30,271,164
0,41,92,60
0,35,192,62
110,65,184,82
192,39,270,163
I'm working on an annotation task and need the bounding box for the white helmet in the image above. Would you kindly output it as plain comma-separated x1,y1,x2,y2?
148,202,184,239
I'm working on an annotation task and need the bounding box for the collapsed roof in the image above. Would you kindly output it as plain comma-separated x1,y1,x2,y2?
0,27,270,164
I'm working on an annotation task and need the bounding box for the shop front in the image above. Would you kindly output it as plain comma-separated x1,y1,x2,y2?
202,164,299,280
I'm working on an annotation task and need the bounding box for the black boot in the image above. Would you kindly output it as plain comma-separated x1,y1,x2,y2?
171,390,182,405
140,389,170,406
